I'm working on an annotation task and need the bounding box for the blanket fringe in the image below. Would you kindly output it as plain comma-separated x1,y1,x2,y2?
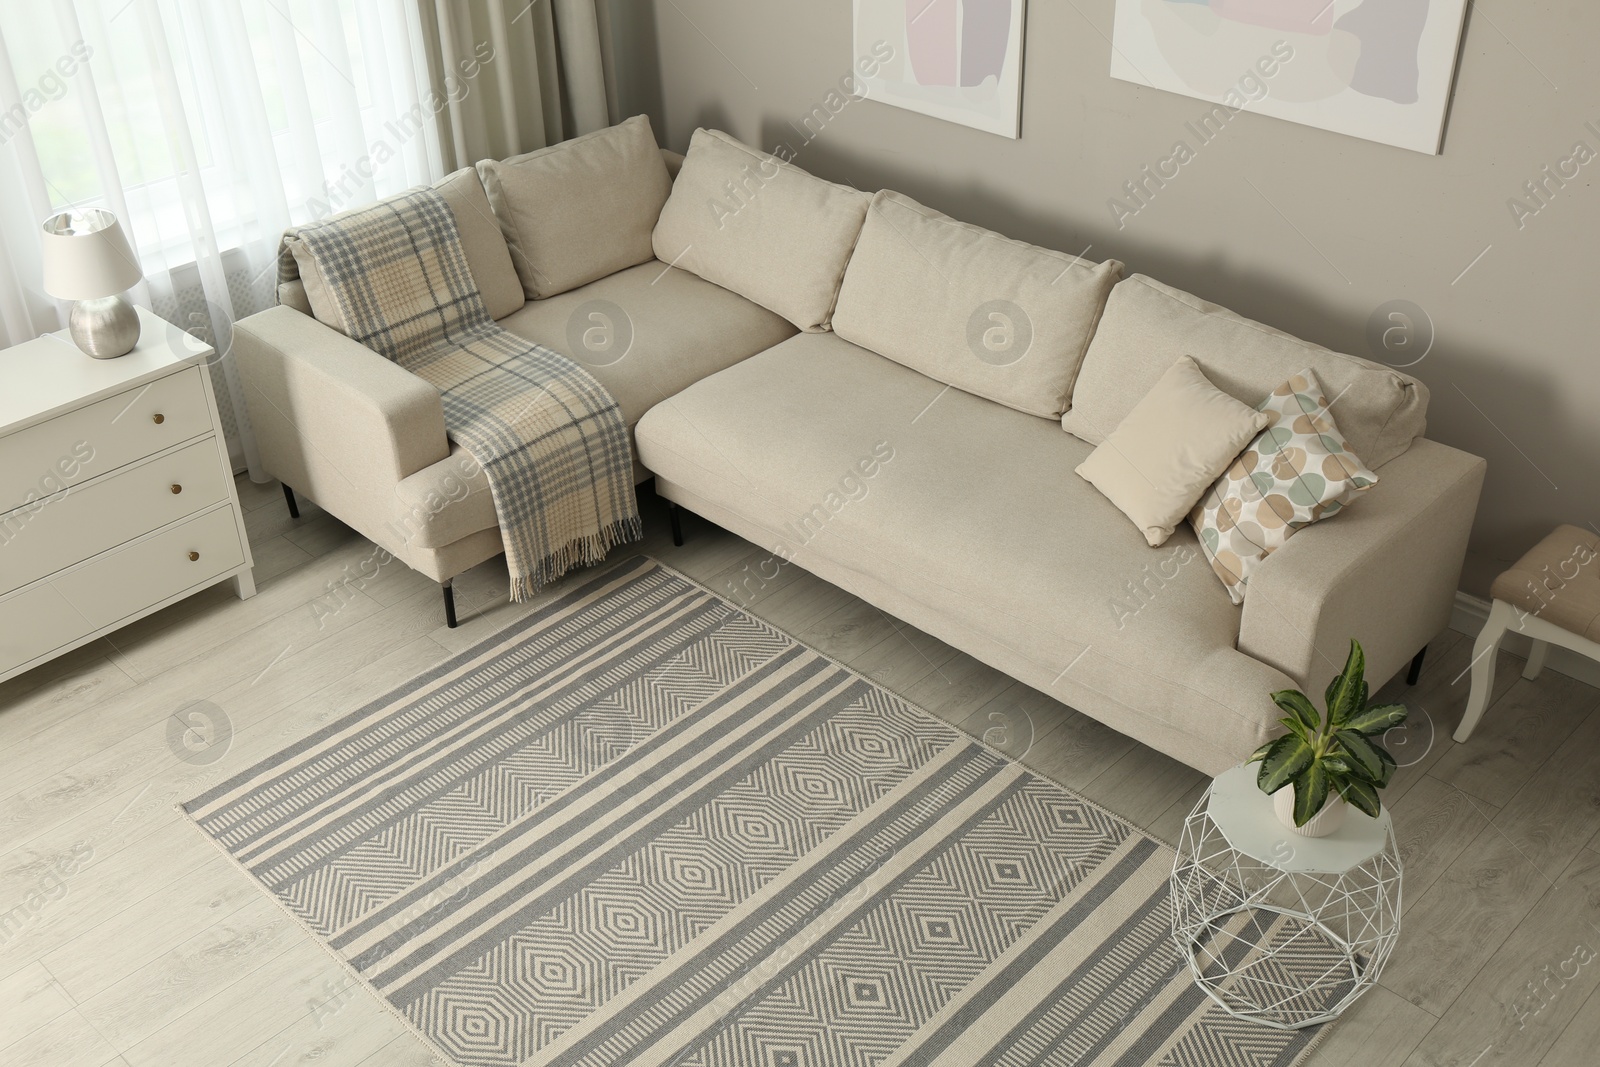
509,515,645,602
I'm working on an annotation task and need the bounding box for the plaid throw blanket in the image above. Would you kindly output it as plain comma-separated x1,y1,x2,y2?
285,188,640,600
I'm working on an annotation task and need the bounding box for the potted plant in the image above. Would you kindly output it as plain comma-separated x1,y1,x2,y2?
1248,639,1408,837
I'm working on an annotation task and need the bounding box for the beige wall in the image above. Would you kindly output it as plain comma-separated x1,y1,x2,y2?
621,1,1600,597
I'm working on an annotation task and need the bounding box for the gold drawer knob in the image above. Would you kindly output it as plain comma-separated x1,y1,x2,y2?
187,551,200,561
152,413,166,425
170,483,183,494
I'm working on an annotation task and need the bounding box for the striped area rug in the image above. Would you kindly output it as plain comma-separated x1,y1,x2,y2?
183,557,1326,1067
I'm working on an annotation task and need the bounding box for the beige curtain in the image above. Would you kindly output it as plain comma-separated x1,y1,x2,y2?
414,0,617,170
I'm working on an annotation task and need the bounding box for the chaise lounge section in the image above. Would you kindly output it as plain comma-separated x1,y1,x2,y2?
636,306,1484,775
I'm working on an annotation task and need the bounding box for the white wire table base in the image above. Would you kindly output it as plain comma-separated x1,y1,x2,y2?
1170,771,1404,1030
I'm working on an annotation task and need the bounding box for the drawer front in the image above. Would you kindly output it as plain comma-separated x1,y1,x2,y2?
0,438,231,595
49,507,245,638
0,581,98,677
0,367,212,515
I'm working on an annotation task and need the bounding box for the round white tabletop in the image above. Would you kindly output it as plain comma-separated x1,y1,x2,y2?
1205,765,1391,874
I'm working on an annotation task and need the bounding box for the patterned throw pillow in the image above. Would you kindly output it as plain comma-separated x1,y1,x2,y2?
1188,369,1379,604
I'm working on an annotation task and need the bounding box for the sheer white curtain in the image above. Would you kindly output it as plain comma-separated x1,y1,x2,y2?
0,0,446,473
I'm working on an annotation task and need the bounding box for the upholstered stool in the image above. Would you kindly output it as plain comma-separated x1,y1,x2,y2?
1458,525,1600,742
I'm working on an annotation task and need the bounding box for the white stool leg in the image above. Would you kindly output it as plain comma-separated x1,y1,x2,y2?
1456,600,1515,743
1522,638,1550,681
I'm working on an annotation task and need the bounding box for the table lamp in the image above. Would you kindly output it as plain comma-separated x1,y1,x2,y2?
40,208,143,359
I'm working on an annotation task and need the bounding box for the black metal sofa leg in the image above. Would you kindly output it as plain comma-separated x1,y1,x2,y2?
283,483,300,519
1407,645,1427,686
442,580,458,628
669,503,684,548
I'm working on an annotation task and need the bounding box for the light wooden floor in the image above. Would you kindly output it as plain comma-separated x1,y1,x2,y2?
2,476,1597,1067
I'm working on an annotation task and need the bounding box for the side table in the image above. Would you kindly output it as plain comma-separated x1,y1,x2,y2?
1170,765,1403,1030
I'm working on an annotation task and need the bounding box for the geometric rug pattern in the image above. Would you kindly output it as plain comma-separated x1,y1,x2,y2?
183,557,1325,1066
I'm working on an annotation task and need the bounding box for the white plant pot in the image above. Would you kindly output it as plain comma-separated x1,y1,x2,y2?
1273,787,1348,838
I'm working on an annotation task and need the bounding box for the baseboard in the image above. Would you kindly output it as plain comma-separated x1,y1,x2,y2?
1449,591,1600,690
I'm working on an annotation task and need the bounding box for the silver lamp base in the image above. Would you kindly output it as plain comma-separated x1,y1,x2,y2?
68,294,140,359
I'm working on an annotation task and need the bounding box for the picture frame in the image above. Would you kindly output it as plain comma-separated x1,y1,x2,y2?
1109,0,1471,155
853,0,1028,140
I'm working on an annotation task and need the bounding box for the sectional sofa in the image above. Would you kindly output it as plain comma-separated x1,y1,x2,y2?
235,116,1485,775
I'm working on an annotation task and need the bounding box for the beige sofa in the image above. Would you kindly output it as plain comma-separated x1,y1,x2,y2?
235,120,1485,775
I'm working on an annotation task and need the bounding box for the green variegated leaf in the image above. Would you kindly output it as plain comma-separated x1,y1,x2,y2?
1327,640,1367,728
1337,730,1397,785
1292,762,1330,827
1278,717,1313,743
1321,756,1352,776
1344,702,1408,736
1336,730,1383,780
1273,690,1322,736
1373,743,1397,787
1257,735,1315,794
1340,778,1382,818
1249,740,1276,763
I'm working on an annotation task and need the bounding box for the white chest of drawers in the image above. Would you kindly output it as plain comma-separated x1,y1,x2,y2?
0,307,255,683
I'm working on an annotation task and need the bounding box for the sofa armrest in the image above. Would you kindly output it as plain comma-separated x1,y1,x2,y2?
234,305,449,509
1237,438,1487,692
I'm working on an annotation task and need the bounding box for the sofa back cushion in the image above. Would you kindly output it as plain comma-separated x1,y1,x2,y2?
286,165,524,331
652,128,870,332
277,279,313,317
1061,275,1430,468
831,191,1123,420
477,115,672,300
435,167,524,319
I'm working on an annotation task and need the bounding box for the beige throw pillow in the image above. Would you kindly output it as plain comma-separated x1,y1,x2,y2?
1076,356,1269,547
478,115,672,300
652,128,870,332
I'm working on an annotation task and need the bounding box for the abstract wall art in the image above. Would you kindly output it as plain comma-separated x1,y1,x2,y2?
854,0,1028,139
1109,0,1470,154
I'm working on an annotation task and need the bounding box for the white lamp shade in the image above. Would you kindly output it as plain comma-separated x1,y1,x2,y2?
40,209,143,301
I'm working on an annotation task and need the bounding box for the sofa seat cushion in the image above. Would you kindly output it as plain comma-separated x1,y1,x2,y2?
497,260,797,430
391,261,794,552
635,332,1291,766
1062,275,1429,469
